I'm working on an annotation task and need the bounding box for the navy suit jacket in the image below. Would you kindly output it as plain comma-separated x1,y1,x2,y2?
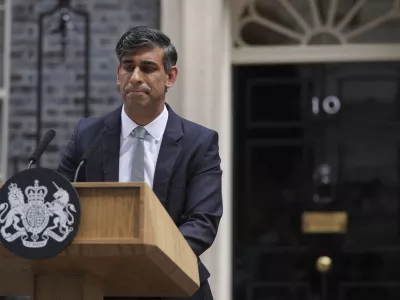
57,103,223,291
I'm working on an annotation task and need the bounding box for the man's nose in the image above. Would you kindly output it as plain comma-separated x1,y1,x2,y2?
130,67,143,84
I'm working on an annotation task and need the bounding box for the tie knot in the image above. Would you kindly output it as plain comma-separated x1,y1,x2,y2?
133,126,147,139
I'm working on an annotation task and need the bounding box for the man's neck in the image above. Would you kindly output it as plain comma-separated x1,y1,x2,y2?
124,104,164,126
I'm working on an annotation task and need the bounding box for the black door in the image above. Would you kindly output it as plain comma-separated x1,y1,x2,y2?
233,62,400,300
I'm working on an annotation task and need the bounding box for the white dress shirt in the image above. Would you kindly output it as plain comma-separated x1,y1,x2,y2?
119,105,169,187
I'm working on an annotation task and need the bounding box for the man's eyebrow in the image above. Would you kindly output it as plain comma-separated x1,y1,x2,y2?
141,60,158,66
121,59,158,66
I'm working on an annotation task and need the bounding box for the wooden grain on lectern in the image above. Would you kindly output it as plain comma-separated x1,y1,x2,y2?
0,182,200,300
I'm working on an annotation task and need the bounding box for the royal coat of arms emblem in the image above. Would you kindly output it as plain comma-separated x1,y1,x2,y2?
0,168,81,259
0,179,76,248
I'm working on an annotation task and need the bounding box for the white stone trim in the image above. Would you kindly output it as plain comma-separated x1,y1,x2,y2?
0,0,12,184
160,0,183,114
233,44,400,64
161,1,232,299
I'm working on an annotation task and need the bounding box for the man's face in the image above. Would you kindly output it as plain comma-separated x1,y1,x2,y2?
117,46,177,111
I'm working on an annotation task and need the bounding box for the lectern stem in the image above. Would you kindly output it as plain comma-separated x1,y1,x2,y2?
32,274,104,300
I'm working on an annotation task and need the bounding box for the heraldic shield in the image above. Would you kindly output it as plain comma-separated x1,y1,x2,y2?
0,168,81,260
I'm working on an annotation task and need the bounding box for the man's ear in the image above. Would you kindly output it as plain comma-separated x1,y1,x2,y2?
117,64,121,85
166,66,178,89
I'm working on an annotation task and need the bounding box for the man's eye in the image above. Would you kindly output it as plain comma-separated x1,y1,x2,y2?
123,65,134,72
142,65,157,73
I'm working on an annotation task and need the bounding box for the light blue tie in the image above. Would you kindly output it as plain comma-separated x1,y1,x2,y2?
131,126,146,181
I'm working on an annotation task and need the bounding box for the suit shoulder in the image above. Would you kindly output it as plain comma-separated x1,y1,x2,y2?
76,106,121,135
77,116,103,131
71,117,103,142
180,117,217,137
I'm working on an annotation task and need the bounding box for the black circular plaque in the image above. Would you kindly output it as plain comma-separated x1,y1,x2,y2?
0,168,81,260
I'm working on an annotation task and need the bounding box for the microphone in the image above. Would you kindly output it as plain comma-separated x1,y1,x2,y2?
73,128,106,182
28,129,56,169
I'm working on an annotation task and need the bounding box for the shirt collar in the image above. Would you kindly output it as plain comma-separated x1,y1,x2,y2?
121,104,169,142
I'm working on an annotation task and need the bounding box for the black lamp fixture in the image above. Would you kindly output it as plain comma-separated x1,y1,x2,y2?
36,0,90,150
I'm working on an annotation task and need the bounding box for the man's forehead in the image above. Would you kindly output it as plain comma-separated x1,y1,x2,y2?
121,47,163,62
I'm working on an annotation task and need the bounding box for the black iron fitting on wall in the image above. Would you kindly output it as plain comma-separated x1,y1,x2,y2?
36,0,90,164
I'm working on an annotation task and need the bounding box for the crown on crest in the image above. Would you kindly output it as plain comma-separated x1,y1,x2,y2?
8,183,21,195
25,180,48,202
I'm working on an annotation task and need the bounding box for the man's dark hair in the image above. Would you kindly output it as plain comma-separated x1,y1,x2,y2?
115,26,178,73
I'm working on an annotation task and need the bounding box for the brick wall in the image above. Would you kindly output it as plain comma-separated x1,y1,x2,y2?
8,0,160,176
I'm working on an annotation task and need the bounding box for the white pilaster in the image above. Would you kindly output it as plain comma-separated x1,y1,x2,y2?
0,0,12,184
161,1,232,299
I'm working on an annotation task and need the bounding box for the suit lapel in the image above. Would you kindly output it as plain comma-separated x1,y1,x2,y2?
102,106,122,182
152,104,183,206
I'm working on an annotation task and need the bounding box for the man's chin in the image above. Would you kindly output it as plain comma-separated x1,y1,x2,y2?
124,95,151,106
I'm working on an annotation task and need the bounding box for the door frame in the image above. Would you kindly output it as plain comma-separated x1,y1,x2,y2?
232,44,400,65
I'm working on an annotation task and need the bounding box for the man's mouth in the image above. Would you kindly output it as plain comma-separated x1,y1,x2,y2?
126,90,147,94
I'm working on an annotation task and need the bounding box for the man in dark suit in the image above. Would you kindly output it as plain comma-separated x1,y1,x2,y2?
57,26,222,300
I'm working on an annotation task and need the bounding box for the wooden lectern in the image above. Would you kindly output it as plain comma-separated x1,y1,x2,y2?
0,182,200,299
